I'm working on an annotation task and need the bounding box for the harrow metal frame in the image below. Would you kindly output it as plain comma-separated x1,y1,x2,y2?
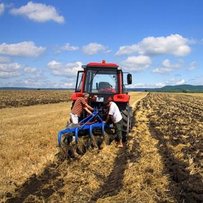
58,109,108,146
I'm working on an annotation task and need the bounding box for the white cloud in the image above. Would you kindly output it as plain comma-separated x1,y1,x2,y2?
155,82,166,88
48,60,82,76
128,79,186,88
61,43,79,51
82,43,110,55
156,78,186,87
153,59,181,73
0,3,5,15
22,78,45,87
116,34,191,57
175,79,185,85
122,55,151,71
64,80,75,88
116,44,138,56
24,66,37,73
0,41,46,57
10,78,53,88
129,78,185,88
128,83,151,88
0,62,21,78
10,1,64,24
128,82,171,88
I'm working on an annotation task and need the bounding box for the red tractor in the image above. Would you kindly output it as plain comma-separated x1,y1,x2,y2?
70,60,133,139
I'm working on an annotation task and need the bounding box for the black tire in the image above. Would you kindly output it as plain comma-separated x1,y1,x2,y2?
121,105,133,142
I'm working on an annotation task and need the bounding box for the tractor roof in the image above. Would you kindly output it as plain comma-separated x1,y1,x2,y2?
86,60,119,68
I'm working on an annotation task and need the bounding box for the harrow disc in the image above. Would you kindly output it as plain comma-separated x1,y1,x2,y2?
76,138,87,155
103,132,111,145
59,133,76,159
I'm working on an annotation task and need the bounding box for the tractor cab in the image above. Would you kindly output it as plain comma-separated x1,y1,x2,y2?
72,60,132,105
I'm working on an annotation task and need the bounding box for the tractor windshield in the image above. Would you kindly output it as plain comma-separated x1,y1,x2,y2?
85,69,118,94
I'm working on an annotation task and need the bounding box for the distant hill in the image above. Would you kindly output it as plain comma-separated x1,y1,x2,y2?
128,84,203,93
155,84,203,93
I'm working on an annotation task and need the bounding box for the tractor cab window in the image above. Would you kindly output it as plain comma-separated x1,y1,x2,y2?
85,69,118,94
75,71,83,92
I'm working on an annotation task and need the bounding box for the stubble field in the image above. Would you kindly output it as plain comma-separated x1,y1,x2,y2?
0,91,202,202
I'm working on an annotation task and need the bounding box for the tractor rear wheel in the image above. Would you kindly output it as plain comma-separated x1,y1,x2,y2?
121,106,133,142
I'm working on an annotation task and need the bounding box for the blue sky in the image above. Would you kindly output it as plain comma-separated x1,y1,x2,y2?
0,0,202,88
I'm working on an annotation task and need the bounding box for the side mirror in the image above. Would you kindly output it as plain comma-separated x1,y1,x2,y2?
127,73,132,84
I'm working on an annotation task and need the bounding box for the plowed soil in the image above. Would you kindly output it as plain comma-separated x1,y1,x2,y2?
0,90,70,108
0,92,203,203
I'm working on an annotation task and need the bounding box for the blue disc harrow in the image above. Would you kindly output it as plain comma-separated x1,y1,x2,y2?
57,109,110,158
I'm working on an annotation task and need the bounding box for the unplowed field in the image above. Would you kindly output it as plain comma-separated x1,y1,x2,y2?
0,92,203,202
